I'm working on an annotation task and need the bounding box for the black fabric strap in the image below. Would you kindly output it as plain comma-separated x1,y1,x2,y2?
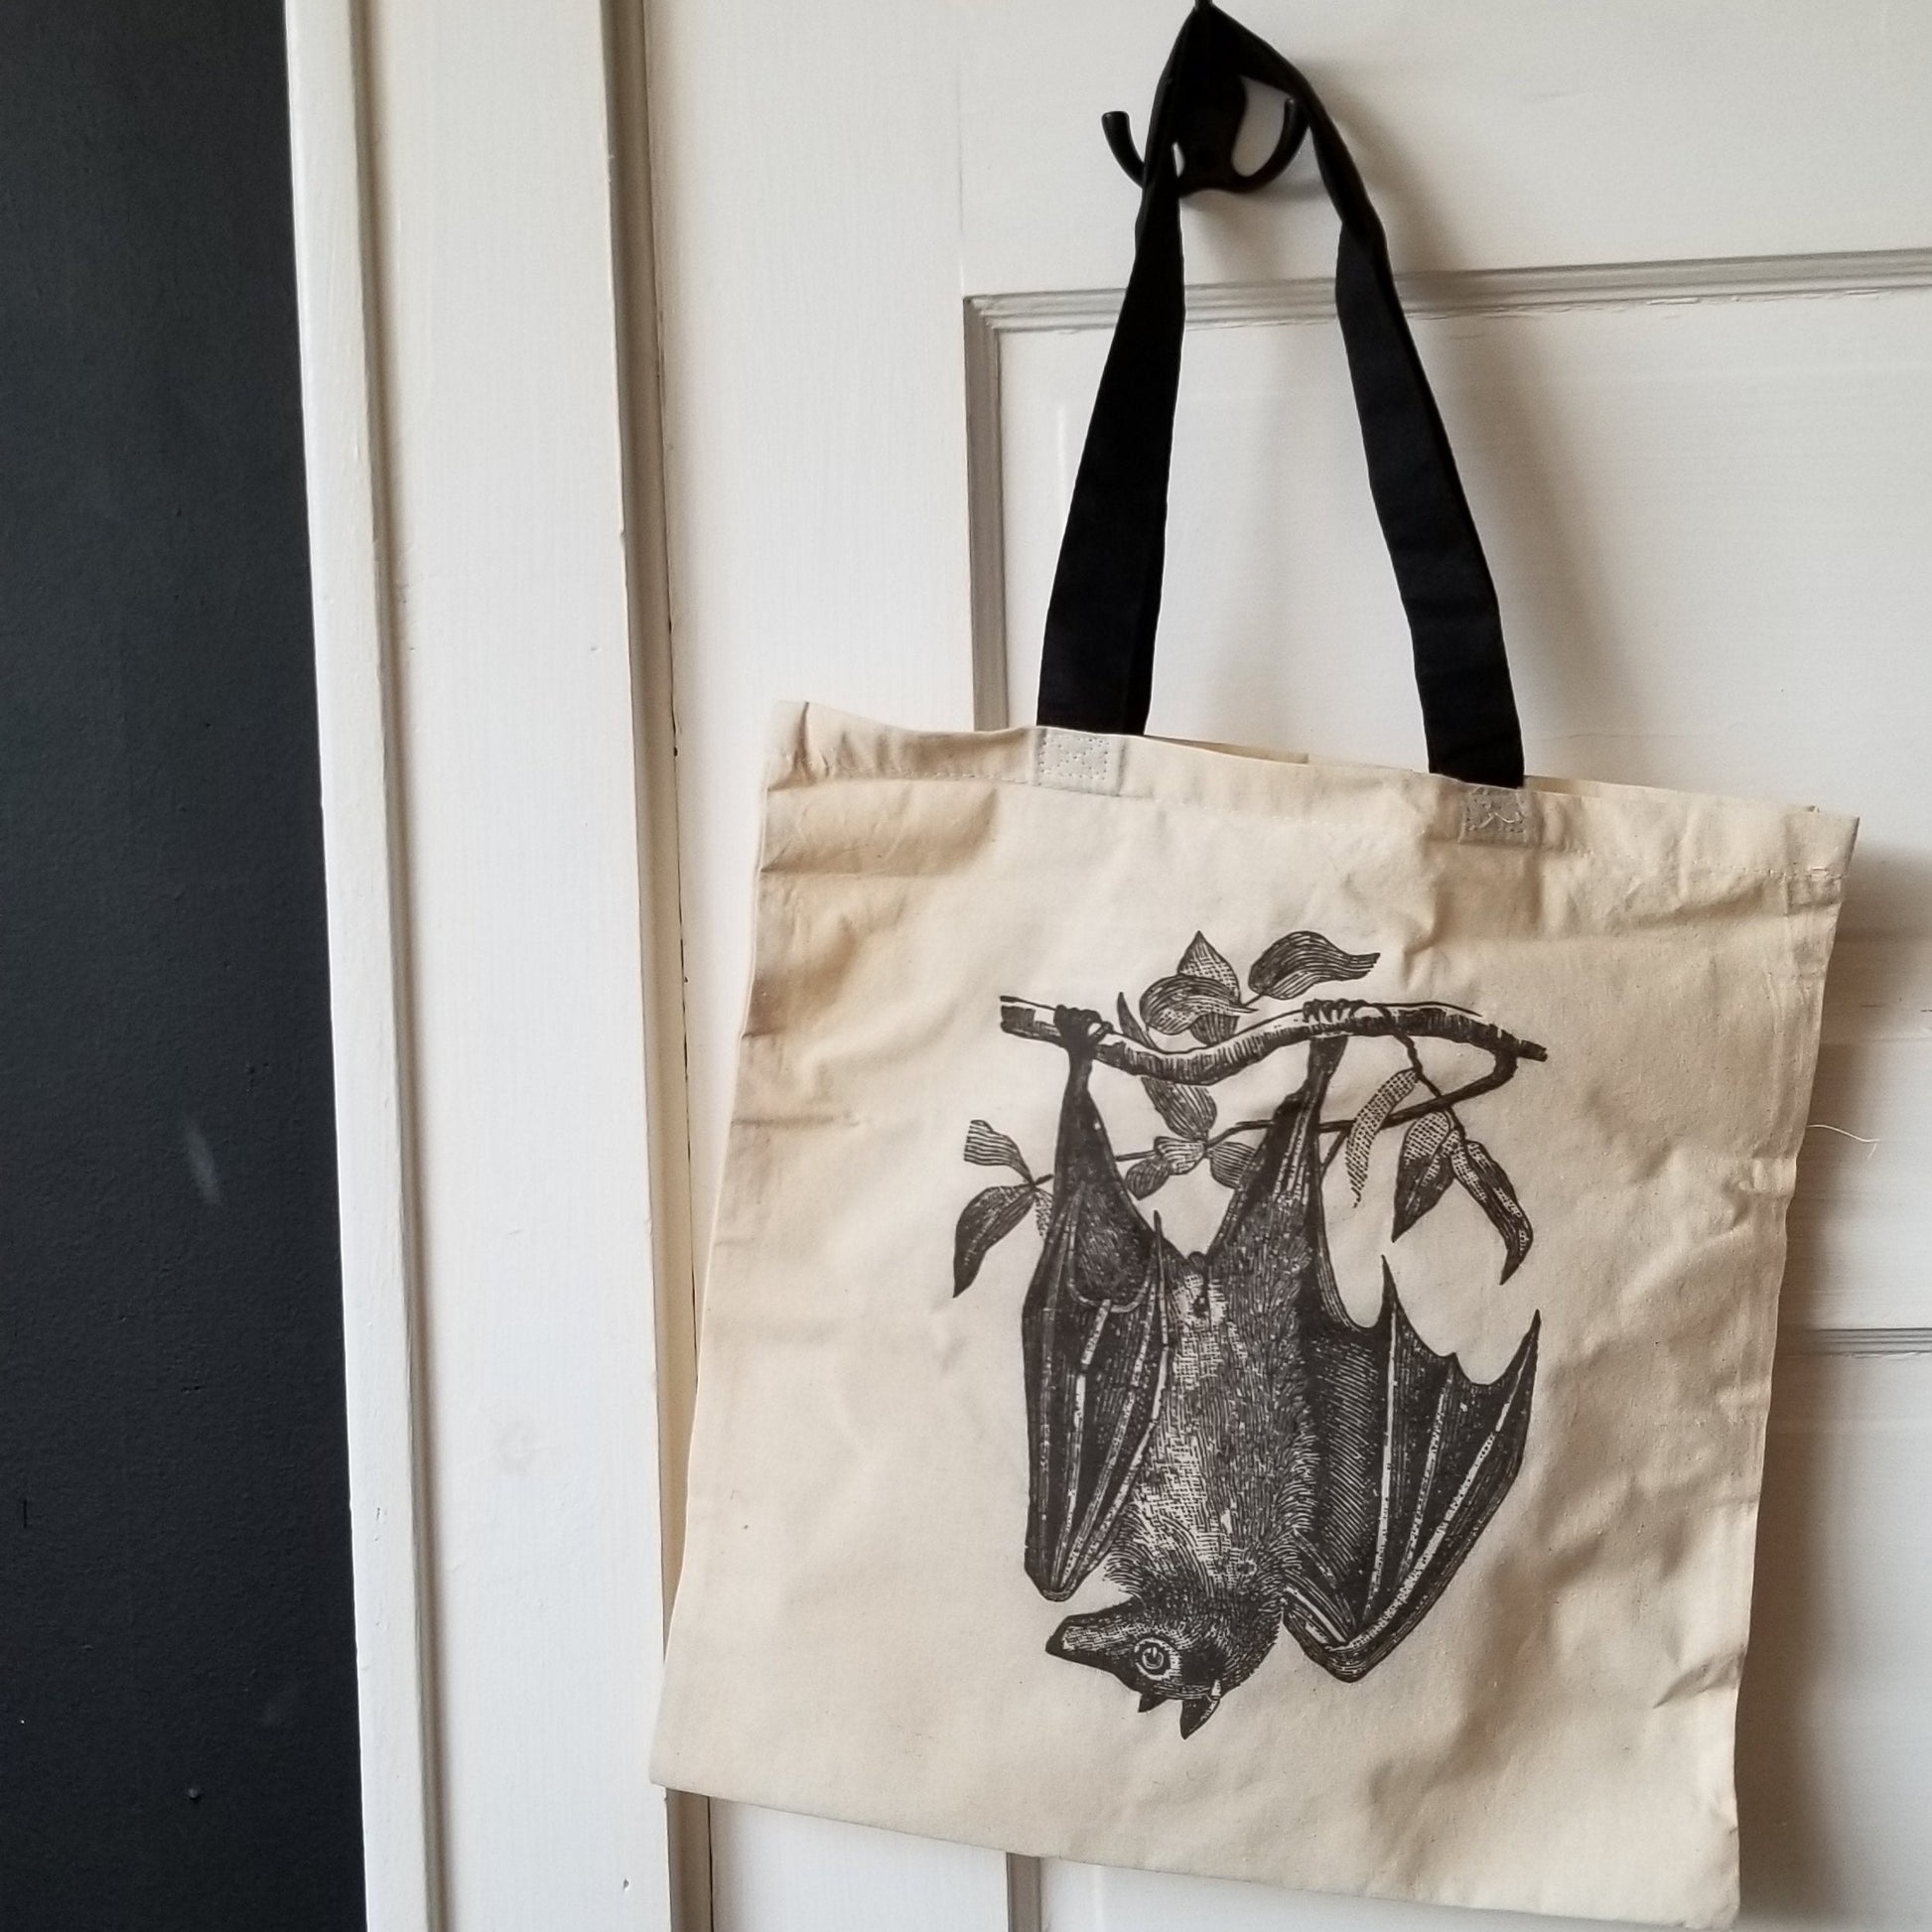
1038,3,1525,789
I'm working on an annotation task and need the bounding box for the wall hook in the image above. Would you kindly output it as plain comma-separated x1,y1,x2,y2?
1100,0,1306,198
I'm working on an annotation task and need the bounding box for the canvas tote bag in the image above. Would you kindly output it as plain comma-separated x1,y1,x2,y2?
652,7,1855,1923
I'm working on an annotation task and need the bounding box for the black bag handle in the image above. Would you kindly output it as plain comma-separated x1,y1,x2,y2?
1037,1,1525,790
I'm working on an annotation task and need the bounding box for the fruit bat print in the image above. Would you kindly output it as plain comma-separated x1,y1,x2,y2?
954,930,1545,1735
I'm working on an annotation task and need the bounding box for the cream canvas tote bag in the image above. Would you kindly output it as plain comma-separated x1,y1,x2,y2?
652,8,1855,1924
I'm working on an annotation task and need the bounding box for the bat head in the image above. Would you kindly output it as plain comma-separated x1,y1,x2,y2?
1045,1589,1279,1737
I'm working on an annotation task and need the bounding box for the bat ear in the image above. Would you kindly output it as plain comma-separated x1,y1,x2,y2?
1137,1690,1167,1714
1177,1684,1223,1737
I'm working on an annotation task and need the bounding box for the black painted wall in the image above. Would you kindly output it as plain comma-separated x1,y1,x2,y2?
0,4,366,1925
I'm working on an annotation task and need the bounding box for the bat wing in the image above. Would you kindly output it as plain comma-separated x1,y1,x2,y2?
1282,1266,1539,1682
1207,1033,1351,1329
1199,1035,1537,1678
1022,1012,1181,1602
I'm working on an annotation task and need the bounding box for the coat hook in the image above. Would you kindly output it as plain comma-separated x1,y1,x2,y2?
1101,110,1147,185
1098,1,1307,198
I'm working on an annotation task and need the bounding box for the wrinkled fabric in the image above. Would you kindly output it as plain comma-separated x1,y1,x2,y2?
652,703,1855,1928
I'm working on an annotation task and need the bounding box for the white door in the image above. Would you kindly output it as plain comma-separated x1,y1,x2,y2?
290,1,1932,1927
645,3,1932,1931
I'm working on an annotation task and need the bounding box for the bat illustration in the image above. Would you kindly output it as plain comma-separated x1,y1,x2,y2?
991,998,1539,1736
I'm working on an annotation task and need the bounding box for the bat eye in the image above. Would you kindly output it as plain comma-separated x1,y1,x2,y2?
1134,1638,1176,1679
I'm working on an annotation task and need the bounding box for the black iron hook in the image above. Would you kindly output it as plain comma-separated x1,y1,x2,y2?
1101,0,1306,197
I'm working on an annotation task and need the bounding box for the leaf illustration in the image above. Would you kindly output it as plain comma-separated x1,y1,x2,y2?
1116,993,1156,1047
952,1182,1036,1295
1141,973,1242,1036
1344,1068,1420,1201
1249,931,1380,1003
1208,1140,1257,1189
1449,1136,1535,1280
1177,931,1241,1002
1034,1182,1054,1236
1391,1111,1457,1240
1124,1160,1169,1199
1146,1076,1216,1141
964,1118,1031,1178
1141,978,1239,1036
1190,1008,1240,1045
1153,1134,1206,1175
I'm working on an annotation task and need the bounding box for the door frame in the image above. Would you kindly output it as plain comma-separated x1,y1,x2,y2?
283,1,691,1925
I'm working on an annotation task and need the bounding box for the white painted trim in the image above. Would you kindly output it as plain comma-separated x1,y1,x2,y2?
963,301,1012,736
350,0,672,1918
970,244,1932,335
292,0,683,1919
1006,1851,1043,1932
1791,1328,1932,1357
602,0,712,1922
283,3,440,1928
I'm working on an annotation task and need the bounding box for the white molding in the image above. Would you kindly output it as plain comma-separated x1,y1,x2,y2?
283,2,441,1929
1788,1327,1932,1357
969,244,1932,336
602,0,713,1923
964,301,1012,734
347,0,672,1920
1005,1852,1044,1932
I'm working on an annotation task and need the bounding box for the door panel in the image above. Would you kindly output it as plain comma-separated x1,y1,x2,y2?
645,1,1932,1924
990,283,1932,1333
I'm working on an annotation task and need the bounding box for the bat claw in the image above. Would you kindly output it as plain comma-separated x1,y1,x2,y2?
1052,1006,1109,1057
1304,998,1363,1029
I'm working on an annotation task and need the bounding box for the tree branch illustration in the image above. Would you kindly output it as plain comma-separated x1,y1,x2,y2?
998,996,1546,1129
959,986,1547,1292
